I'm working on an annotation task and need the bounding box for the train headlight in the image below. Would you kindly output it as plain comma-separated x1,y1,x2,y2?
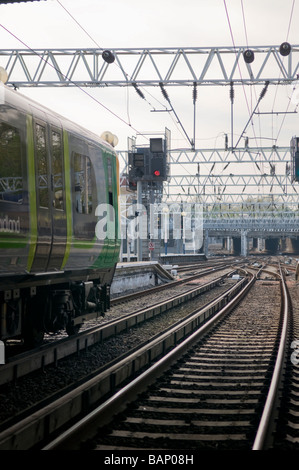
101,131,119,147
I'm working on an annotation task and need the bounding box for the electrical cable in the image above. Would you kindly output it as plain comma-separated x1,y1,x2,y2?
240,0,263,150
234,81,270,149
0,22,143,134
223,0,251,118
56,0,101,49
223,0,262,156
56,0,193,148
286,0,296,41
223,0,263,197
240,0,249,48
55,0,152,132
159,82,193,148
271,0,296,143
56,0,166,131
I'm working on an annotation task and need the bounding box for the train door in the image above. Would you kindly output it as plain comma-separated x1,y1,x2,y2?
105,156,117,262
46,125,67,270
30,119,52,272
30,119,67,272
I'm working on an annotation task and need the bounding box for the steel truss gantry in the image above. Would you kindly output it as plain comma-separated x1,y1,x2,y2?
2,45,298,225
1,45,299,87
118,146,299,207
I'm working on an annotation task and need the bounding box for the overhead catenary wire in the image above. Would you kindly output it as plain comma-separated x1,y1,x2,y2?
56,0,164,131
56,0,194,148
223,0,251,119
223,0,262,151
56,0,101,49
240,0,249,48
55,0,153,134
0,22,143,135
234,81,270,150
58,0,195,150
272,0,296,145
159,82,194,149
240,0,263,149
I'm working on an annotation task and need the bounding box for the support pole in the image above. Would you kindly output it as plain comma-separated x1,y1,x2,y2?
137,180,142,261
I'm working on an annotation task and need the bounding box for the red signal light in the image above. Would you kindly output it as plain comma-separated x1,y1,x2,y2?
154,170,160,176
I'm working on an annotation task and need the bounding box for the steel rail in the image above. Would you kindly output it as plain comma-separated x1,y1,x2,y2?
0,271,250,450
252,264,290,450
42,270,255,450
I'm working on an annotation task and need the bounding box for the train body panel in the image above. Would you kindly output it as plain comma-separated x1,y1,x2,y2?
0,85,120,343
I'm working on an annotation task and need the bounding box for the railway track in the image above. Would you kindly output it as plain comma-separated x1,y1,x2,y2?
42,264,290,451
0,266,247,450
271,268,299,449
110,259,241,305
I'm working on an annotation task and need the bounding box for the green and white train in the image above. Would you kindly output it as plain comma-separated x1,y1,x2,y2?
0,85,120,345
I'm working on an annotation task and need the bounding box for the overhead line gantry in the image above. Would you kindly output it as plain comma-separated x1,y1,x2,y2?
1,45,298,87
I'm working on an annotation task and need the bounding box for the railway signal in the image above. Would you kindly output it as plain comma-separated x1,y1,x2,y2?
128,137,169,190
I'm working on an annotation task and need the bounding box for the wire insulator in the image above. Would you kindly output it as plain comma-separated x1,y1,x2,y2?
259,80,270,101
230,81,234,103
159,82,170,103
132,83,145,100
193,82,197,104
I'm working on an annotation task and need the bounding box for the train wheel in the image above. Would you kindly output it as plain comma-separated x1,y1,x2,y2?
4,299,21,337
24,321,45,348
24,326,45,348
23,298,45,348
66,322,81,336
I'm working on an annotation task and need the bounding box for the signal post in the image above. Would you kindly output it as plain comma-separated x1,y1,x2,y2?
127,131,170,261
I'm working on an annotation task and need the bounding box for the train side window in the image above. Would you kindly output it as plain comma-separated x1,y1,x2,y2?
107,158,114,221
109,191,113,206
35,123,49,208
73,152,93,215
51,129,64,210
0,122,23,203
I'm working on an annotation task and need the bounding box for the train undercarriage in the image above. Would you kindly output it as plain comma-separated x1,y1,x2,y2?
0,278,110,346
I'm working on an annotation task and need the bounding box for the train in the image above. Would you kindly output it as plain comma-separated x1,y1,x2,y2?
0,83,121,346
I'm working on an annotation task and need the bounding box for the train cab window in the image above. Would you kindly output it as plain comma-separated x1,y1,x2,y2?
51,130,64,210
35,123,49,208
73,152,93,215
0,122,23,203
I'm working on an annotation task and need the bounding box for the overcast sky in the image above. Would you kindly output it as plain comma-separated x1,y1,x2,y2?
0,0,298,160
